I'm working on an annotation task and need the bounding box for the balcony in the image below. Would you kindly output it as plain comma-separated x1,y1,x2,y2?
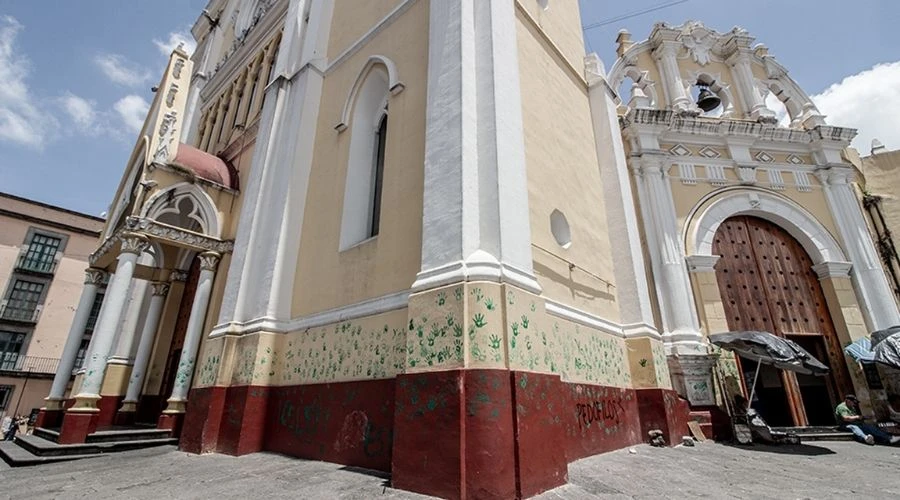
0,355,59,375
0,301,42,324
14,249,60,275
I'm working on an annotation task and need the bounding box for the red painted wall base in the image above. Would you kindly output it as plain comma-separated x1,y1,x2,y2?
96,395,124,429
179,372,692,499
114,410,136,426
58,411,98,444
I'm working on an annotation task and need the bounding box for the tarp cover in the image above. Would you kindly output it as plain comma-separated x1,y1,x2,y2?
845,337,876,364
709,330,830,376
871,326,900,370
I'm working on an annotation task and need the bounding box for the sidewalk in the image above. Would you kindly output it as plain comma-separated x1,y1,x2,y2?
1,441,898,499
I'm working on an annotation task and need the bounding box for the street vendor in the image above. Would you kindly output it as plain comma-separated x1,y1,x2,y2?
835,394,900,445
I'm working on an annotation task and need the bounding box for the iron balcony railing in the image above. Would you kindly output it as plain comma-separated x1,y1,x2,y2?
0,301,42,323
0,355,59,374
14,248,60,275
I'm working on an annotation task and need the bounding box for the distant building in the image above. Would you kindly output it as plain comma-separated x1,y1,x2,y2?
0,192,104,420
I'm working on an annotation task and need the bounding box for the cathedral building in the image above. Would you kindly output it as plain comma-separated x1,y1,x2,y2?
33,1,898,498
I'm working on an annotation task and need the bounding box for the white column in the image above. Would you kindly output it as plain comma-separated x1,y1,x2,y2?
165,252,220,412
632,154,703,353
585,55,658,338
71,234,149,408
411,0,539,293
121,281,170,412
45,269,106,404
216,0,335,332
109,278,150,365
77,274,114,375
652,41,692,114
817,167,900,330
726,50,775,123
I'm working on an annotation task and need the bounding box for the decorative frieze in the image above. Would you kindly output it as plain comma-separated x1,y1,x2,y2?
124,217,234,254
706,165,727,186
767,169,785,190
678,163,697,185
794,171,812,192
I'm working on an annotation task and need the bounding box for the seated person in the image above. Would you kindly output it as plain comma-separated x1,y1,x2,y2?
835,394,900,445
733,395,798,445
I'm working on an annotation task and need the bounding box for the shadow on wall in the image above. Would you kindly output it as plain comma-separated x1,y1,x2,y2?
533,260,615,304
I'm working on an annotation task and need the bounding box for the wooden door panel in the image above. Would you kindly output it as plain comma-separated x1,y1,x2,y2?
713,215,854,425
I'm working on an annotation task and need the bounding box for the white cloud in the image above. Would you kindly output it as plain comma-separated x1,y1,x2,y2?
153,30,196,57
812,61,900,154
114,94,150,133
764,91,790,128
0,16,55,148
60,92,97,130
94,53,152,87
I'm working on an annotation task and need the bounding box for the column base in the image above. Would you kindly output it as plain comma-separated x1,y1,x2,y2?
35,408,64,429
59,410,99,444
636,388,691,447
180,387,227,454
158,412,185,438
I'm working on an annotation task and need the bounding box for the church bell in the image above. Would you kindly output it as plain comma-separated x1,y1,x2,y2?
696,85,721,112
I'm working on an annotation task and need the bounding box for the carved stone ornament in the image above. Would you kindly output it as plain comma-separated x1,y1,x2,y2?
173,58,185,79
150,282,171,296
681,22,716,65
198,251,221,272
119,233,151,255
84,269,107,285
153,111,178,165
169,270,189,282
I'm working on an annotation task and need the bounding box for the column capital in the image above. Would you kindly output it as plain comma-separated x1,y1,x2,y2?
169,269,189,282
84,268,107,285
119,232,150,255
812,261,853,279
150,282,171,296
686,254,721,273
814,165,855,186
198,251,221,272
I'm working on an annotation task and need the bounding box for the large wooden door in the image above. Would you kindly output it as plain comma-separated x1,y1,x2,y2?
713,216,853,426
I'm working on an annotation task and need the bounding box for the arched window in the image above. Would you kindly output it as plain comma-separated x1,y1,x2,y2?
339,65,390,249
370,112,387,237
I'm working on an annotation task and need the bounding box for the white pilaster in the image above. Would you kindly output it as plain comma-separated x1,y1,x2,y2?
632,154,704,353
46,269,106,402
412,0,538,293
585,55,658,338
216,0,334,331
165,252,219,411
121,282,170,409
817,167,900,330
725,49,775,123
72,234,149,406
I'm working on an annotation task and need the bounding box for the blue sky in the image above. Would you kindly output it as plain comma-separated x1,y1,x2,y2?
1,0,898,216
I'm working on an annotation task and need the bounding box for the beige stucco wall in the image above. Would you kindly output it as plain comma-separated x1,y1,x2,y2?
515,0,586,76
290,0,427,316
0,376,52,418
516,10,618,321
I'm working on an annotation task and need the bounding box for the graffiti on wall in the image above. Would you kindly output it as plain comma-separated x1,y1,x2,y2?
575,397,627,430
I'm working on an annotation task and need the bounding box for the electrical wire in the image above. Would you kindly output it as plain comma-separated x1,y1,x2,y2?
582,0,689,31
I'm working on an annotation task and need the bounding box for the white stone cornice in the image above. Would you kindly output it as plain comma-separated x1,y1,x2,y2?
812,261,853,279
685,255,721,273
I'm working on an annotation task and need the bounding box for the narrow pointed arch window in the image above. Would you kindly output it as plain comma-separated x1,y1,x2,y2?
370,111,387,237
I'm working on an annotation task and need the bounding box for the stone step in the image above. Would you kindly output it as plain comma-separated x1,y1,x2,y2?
0,441,101,467
770,426,854,441
86,428,171,443
34,427,59,442
14,433,178,458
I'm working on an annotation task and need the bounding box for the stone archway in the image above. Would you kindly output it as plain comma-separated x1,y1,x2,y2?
713,215,853,426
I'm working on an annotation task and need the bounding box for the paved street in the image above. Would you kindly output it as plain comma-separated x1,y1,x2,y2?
1,441,898,499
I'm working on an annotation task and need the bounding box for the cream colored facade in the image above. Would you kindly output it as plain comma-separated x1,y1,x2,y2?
0,192,104,418
39,1,900,496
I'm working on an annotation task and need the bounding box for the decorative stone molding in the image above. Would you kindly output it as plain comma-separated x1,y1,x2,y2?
812,261,853,280
150,282,171,296
685,255,721,273
198,251,221,272
84,269,106,285
767,169,785,190
736,165,757,185
119,233,151,255
124,217,234,254
169,270,189,282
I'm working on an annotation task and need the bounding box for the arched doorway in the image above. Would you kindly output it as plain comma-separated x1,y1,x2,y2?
713,216,853,426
